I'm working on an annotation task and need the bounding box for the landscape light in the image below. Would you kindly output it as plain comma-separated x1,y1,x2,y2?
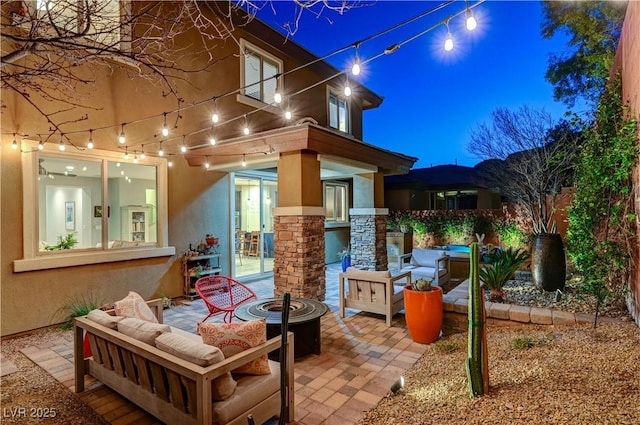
390,376,405,394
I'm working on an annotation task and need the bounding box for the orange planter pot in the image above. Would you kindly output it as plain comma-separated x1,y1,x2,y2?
403,285,443,344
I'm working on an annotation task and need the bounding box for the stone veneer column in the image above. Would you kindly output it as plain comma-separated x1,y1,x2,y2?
349,208,388,271
273,208,326,300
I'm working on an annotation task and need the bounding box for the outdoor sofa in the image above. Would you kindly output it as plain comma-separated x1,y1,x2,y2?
74,298,294,425
398,248,450,286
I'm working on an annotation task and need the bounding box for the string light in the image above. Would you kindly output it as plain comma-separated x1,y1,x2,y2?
161,113,169,136
168,155,173,167
118,123,126,144
37,140,44,150
243,115,250,136
211,98,220,124
133,151,138,163
59,134,65,151
158,142,164,156
285,109,292,120
180,136,187,153
444,20,454,51
209,129,216,146
465,1,477,31
344,78,352,97
204,156,210,169
351,44,361,76
5,2,481,154
124,147,129,160
140,145,146,159
87,129,94,149
242,154,247,167
11,134,17,150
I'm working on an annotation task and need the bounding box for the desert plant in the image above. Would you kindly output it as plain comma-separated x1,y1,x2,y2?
58,293,101,330
479,262,519,303
411,277,433,291
487,247,530,272
466,242,488,397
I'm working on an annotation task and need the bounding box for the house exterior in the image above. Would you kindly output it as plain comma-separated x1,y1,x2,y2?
0,2,416,336
385,164,501,211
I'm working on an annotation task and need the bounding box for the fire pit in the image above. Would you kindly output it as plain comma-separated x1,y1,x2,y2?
235,297,328,359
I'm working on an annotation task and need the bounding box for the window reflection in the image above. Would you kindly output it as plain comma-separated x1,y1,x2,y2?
37,155,158,252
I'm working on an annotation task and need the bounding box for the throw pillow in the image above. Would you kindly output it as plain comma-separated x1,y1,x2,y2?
86,309,123,330
117,317,171,345
199,319,270,375
155,333,237,400
114,291,158,323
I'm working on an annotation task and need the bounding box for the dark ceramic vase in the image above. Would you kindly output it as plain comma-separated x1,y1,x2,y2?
531,233,566,291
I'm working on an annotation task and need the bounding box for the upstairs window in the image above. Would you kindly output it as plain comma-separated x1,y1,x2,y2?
241,40,282,105
28,0,127,49
328,91,349,133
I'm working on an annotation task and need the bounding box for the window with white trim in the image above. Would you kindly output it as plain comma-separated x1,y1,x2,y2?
241,40,283,105
29,0,128,49
16,145,172,272
324,182,349,223
328,91,349,133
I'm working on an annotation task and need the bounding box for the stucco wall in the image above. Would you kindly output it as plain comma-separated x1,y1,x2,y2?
0,7,372,335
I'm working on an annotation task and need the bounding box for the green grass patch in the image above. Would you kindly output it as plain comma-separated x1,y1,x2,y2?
434,339,461,354
511,333,555,350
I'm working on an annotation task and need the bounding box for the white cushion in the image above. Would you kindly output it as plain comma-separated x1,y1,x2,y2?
410,249,447,269
86,309,123,330
345,267,392,280
117,317,171,345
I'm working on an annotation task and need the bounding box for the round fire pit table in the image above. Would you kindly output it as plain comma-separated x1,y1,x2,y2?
235,297,328,360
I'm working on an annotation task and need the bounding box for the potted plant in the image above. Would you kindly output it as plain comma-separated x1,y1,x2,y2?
338,245,351,272
403,277,443,344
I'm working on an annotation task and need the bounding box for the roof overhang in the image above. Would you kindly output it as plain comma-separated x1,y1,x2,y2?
184,123,416,176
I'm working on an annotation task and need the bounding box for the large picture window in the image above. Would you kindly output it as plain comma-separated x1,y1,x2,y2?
16,145,172,272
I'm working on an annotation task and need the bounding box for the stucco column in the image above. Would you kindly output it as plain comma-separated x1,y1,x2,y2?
273,151,326,300
350,173,388,270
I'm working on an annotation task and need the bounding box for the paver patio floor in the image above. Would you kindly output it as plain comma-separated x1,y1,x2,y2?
18,263,430,424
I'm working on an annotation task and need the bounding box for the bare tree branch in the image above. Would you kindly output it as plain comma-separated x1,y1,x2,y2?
468,106,581,234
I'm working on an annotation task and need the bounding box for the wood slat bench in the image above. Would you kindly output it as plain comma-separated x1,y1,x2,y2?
74,299,294,425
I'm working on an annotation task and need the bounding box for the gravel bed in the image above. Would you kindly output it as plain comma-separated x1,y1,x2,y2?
359,322,640,424
499,277,632,320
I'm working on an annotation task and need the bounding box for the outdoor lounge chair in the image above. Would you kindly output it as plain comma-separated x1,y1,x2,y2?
195,275,257,323
339,267,411,327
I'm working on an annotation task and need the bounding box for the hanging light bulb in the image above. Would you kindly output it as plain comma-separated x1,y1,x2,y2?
241,154,247,167
118,123,126,144
285,109,292,120
140,145,146,159
168,155,173,167
444,21,454,51
465,5,477,31
161,113,169,137
351,45,361,76
210,135,216,146
243,115,250,135
204,156,210,169
11,134,18,150
274,92,282,104
180,144,187,153
87,129,94,149
344,81,352,97
124,148,129,160
59,135,65,151
37,140,44,150
133,152,138,164
211,98,220,123
158,142,164,157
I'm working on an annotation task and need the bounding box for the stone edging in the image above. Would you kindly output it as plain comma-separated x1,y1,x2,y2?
442,284,622,326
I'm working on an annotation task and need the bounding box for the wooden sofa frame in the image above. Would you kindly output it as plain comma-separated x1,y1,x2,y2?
74,299,294,425
339,270,411,327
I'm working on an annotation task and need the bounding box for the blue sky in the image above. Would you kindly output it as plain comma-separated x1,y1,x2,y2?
259,1,576,168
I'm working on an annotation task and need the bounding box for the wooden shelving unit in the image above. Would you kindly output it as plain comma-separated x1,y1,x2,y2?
182,253,221,299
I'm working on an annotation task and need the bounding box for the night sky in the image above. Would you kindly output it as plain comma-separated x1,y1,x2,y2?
258,1,578,168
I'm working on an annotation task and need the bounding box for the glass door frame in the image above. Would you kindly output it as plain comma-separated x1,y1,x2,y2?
231,171,277,280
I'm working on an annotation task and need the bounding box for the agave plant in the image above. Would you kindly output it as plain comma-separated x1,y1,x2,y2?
479,263,518,303
487,247,529,277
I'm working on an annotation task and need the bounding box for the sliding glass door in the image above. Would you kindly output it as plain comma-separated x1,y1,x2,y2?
233,174,277,279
